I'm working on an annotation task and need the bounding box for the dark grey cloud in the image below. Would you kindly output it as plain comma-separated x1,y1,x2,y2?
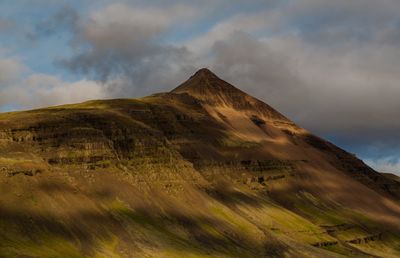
191,0,400,173
206,30,400,151
277,0,400,49
60,3,198,96
57,1,400,135
210,32,306,105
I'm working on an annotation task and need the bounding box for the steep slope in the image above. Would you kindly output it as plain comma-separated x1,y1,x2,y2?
382,173,400,183
173,69,400,199
0,69,399,257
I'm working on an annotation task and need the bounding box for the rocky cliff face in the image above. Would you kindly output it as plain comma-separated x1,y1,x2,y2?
0,69,399,257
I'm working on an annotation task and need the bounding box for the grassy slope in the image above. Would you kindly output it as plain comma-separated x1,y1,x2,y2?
0,95,399,257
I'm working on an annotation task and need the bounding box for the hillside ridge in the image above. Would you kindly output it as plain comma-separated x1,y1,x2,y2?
0,68,399,257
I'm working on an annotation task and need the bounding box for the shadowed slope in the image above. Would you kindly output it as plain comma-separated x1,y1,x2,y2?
0,69,399,257
172,68,292,123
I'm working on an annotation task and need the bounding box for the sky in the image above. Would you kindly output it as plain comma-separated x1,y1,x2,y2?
0,0,400,175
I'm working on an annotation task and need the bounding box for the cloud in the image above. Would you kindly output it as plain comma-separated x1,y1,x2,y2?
0,57,26,84
61,3,199,96
177,0,400,158
52,0,400,157
365,156,400,175
187,10,282,55
33,5,79,38
0,55,107,111
0,73,107,110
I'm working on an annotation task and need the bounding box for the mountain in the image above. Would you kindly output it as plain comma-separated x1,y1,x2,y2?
0,68,399,257
382,173,400,183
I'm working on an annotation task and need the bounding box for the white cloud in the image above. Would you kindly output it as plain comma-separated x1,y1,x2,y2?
365,157,400,175
0,57,107,110
81,3,192,54
0,57,27,84
187,11,282,55
8,74,106,109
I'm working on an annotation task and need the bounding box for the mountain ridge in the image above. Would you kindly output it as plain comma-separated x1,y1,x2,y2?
172,68,293,124
0,68,399,257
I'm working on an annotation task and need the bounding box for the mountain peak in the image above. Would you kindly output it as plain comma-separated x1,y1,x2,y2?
190,68,218,79
171,68,244,101
171,68,291,122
